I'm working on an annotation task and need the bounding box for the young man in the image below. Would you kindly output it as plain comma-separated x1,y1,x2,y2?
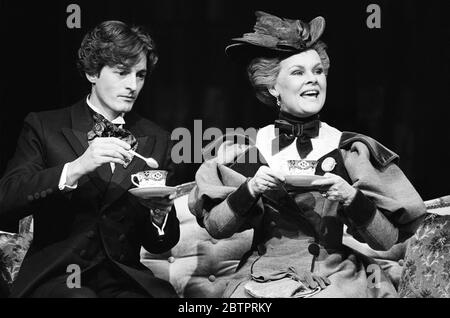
0,21,179,298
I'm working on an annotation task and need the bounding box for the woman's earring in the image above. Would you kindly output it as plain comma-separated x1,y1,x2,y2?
276,95,281,107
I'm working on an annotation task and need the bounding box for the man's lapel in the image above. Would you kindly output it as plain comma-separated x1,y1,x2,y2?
61,100,112,193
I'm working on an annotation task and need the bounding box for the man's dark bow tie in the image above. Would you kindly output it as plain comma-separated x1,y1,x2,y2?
271,112,320,159
87,112,138,168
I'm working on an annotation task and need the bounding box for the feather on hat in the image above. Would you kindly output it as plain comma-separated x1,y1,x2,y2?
226,11,325,63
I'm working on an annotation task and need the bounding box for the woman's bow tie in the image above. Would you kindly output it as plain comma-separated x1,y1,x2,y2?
271,114,320,159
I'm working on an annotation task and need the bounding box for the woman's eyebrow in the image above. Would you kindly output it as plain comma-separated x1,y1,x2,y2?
289,65,305,70
288,63,322,70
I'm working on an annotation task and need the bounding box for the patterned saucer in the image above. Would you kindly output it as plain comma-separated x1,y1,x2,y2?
128,186,177,199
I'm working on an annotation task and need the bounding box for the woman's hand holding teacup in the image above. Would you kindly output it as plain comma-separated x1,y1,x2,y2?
138,193,176,226
310,173,357,206
248,166,285,198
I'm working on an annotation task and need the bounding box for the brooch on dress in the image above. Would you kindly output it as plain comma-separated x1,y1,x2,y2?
321,157,336,172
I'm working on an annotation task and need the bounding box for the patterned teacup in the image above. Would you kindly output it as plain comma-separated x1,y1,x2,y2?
131,170,168,188
287,160,318,176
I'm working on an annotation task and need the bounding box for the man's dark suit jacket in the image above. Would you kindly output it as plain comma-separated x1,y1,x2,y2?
0,99,180,297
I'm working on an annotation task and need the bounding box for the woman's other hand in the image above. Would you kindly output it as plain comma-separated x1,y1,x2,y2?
311,173,357,206
248,166,285,198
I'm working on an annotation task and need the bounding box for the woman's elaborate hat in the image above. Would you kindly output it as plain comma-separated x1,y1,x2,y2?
225,11,326,63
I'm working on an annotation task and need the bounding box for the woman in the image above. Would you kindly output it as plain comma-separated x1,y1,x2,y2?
188,11,426,298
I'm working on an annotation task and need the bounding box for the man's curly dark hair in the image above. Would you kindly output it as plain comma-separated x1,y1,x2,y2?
77,20,158,76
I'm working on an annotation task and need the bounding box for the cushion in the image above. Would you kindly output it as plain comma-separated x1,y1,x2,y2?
141,193,253,298
398,213,450,298
0,216,33,294
398,196,450,298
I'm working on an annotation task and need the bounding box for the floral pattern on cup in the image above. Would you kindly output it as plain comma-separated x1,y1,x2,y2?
287,160,318,176
131,170,168,188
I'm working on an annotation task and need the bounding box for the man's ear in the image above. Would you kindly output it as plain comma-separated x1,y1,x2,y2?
85,73,98,84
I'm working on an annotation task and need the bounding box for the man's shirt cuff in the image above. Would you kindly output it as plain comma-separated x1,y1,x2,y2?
58,163,78,191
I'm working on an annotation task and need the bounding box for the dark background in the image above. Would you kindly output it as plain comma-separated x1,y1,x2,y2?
0,0,448,200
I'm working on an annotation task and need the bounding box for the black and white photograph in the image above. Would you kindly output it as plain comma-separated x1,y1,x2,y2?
0,0,449,304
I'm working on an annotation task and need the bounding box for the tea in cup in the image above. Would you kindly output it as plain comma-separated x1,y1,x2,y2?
287,160,318,176
131,170,168,188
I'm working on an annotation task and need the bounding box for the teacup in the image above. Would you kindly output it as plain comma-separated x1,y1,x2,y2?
287,160,318,176
131,170,168,188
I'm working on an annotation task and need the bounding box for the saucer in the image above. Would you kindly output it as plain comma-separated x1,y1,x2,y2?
128,186,177,199
284,175,326,187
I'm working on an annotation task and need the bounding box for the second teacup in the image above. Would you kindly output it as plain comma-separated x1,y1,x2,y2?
287,160,318,176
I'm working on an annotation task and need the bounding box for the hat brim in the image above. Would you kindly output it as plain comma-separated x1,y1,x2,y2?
225,42,295,66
